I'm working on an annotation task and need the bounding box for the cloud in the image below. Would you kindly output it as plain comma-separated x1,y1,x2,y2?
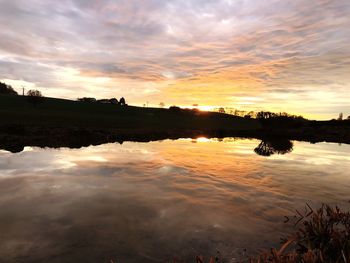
0,0,349,118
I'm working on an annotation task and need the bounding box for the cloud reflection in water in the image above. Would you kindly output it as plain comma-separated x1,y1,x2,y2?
0,139,349,262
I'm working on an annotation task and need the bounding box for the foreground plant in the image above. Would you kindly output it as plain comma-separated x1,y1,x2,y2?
250,203,350,263
113,204,349,263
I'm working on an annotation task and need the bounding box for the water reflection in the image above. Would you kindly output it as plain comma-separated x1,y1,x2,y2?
254,139,294,157
0,139,349,263
0,137,296,157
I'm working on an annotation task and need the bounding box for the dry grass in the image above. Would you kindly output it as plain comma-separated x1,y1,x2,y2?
248,203,350,263
166,204,350,263
109,204,349,263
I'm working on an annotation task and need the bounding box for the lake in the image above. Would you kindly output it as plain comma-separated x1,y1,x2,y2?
0,138,349,263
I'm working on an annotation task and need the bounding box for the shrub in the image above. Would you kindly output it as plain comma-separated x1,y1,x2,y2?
0,82,18,95
77,97,97,103
168,204,350,263
169,106,181,112
27,89,44,106
249,204,350,263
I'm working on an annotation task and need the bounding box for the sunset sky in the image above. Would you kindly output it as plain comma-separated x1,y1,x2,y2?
0,0,349,119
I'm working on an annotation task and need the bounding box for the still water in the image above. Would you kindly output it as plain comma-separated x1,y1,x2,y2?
0,138,349,263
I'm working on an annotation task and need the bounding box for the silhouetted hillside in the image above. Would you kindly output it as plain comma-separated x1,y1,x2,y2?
0,82,18,95
0,94,259,130
1,94,350,152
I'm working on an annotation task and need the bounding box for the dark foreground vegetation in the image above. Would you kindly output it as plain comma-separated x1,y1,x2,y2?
0,81,18,95
167,204,350,263
1,85,350,152
249,204,350,263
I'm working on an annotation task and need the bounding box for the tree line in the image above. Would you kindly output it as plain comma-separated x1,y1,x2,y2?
77,97,127,106
0,81,44,106
1,81,350,119
0,82,18,95
216,106,350,121
0,81,128,107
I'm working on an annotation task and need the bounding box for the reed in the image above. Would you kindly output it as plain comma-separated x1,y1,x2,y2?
168,204,350,263
248,203,350,263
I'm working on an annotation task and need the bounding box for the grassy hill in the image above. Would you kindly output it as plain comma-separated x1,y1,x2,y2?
0,94,260,131
1,94,350,152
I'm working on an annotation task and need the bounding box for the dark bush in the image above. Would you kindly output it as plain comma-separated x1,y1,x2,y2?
169,106,181,112
0,82,18,95
77,97,97,103
249,204,350,263
119,97,127,106
109,98,119,104
256,111,306,129
254,139,294,157
27,89,44,107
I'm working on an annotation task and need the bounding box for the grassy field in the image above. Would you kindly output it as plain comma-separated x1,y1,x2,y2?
0,94,260,131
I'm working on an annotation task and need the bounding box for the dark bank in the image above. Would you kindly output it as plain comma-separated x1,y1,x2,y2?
1,93,350,153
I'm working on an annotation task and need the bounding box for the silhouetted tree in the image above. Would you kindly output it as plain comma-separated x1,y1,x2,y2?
159,102,165,108
338,112,343,121
254,141,275,156
256,111,306,128
254,139,293,157
0,82,18,95
235,109,246,117
169,106,181,112
269,139,293,154
109,98,118,104
119,97,126,106
27,89,44,107
218,107,225,114
245,111,255,118
256,111,276,120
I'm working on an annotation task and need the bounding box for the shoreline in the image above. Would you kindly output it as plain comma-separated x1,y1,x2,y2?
1,125,349,153
1,94,350,153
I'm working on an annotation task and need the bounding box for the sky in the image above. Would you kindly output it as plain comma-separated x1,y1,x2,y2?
0,0,349,119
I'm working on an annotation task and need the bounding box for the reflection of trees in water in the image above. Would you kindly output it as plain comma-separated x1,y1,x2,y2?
0,144,24,153
254,139,293,157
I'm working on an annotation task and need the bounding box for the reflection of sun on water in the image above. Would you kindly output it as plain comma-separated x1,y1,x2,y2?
1,131,350,263
23,147,35,152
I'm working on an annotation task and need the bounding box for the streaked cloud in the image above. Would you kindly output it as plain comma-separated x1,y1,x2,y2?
0,0,349,118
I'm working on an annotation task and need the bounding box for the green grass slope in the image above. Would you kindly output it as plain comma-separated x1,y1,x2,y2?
0,95,260,131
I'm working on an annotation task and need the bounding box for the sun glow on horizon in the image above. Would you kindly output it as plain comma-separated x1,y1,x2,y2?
0,0,349,120
197,106,216,112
